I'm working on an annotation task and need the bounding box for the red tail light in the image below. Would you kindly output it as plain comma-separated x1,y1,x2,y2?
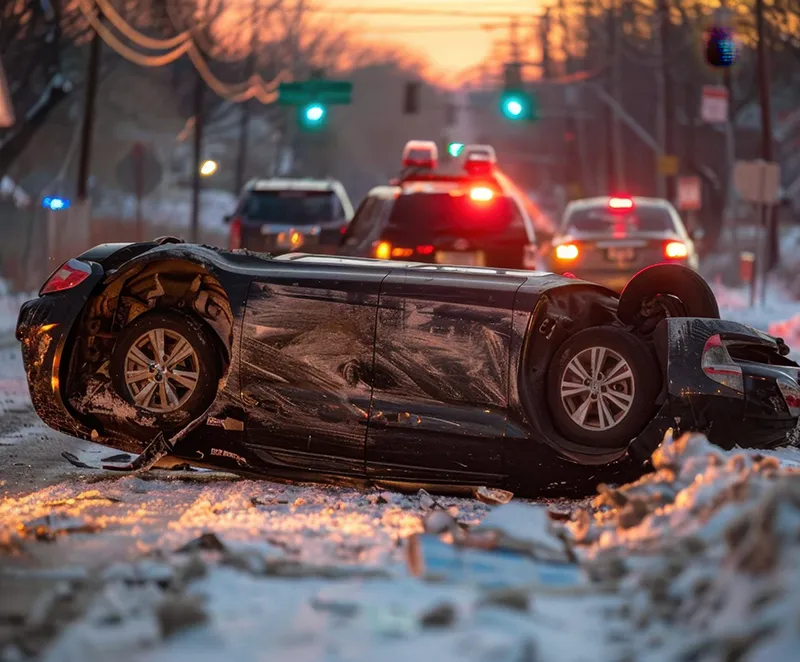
555,243,579,260
701,334,744,393
664,241,688,259
469,186,494,202
229,217,242,250
40,259,92,295
416,244,434,255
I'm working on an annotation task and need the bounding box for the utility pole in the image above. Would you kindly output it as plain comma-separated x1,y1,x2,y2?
76,10,103,201
234,0,258,194
190,72,204,244
560,0,582,199
755,0,778,271
606,2,625,191
658,0,676,202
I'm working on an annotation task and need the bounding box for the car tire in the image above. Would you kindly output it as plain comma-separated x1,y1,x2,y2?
110,311,220,428
546,326,660,448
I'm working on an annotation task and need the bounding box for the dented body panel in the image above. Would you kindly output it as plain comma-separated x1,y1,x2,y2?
15,243,800,497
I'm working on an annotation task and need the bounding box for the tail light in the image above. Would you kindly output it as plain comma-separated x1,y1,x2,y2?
776,376,800,417
40,259,92,295
391,247,414,258
701,334,744,393
417,244,435,255
665,241,688,259
374,241,391,260
469,186,494,202
555,244,579,260
229,217,242,250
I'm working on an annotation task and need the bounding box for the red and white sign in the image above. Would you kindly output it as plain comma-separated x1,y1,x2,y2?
701,85,729,124
677,176,702,211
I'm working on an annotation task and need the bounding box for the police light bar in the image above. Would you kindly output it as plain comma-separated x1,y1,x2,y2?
463,144,497,164
402,140,438,169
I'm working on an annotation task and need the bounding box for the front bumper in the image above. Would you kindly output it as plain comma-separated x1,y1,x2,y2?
15,261,105,440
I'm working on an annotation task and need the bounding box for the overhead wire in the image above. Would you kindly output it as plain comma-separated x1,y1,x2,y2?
77,0,286,103
93,0,191,51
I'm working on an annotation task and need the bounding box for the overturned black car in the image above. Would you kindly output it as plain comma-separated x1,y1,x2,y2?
16,239,800,496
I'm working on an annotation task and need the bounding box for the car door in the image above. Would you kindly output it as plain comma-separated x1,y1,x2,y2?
239,259,390,476
366,266,527,485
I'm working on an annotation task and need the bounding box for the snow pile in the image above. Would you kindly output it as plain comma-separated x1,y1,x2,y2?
564,431,800,660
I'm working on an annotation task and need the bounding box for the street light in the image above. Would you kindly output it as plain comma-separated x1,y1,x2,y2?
200,159,218,176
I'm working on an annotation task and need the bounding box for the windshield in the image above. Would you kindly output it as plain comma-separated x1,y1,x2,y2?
563,205,675,234
384,192,515,238
242,190,340,225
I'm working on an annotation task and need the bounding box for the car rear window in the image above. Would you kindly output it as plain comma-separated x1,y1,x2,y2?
564,205,675,233
384,192,515,238
242,190,341,225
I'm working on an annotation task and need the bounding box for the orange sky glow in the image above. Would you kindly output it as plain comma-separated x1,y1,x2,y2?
311,0,547,84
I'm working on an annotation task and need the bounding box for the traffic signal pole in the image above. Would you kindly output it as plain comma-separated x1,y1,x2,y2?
76,11,103,201
755,0,778,271
658,0,676,202
190,71,204,244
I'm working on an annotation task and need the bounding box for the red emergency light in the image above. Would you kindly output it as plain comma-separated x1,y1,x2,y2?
608,196,634,210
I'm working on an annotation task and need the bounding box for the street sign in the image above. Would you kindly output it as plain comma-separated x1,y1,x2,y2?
658,154,679,176
733,160,780,205
278,80,352,106
701,85,729,123
677,176,702,210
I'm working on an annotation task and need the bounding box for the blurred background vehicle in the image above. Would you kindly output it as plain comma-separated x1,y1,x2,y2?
547,195,699,291
339,141,540,269
225,178,353,254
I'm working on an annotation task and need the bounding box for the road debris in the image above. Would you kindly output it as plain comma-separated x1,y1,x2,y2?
474,486,514,505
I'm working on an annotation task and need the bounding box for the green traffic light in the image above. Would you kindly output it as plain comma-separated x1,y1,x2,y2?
500,92,534,121
447,142,465,157
304,103,326,123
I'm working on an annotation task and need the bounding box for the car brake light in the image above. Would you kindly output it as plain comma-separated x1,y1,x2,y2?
777,376,800,417
229,217,242,249
375,241,391,260
391,247,414,258
555,244,579,260
40,259,92,295
665,241,688,258
608,197,634,210
470,186,494,202
701,334,744,393
417,244,434,255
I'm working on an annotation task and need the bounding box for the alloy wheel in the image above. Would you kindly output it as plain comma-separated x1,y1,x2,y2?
123,328,200,413
559,346,635,431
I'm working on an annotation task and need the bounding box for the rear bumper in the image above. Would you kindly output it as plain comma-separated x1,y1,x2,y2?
627,317,800,460
16,261,104,439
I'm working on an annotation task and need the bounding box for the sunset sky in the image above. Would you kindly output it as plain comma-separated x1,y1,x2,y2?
311,0,544,81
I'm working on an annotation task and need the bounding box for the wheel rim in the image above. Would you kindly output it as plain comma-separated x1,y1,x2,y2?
559,346,635,432
123,328,200,413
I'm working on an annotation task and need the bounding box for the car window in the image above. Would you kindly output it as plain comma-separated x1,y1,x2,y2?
563,205,677,234
242,190,337,225
343,196,380,245
384,192,515,238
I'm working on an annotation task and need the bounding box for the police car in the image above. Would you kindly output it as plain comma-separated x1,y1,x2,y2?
340,141,542,269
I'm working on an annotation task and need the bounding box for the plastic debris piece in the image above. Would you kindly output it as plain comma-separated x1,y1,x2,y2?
61,451,93,469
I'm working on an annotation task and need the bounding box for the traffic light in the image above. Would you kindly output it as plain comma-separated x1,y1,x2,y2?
298,102,327,130
704,26,737,68
447,142,464,157
404,82,420,114
500,91,534,121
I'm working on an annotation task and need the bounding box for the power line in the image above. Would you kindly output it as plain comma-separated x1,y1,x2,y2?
307,6,540,18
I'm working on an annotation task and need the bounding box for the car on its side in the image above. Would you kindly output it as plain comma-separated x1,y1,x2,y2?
226,177,354,255
16,240,800,497
548,196,699,292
